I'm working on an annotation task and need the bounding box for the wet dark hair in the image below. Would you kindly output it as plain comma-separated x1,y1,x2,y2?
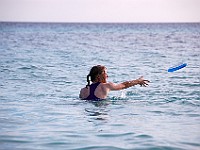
86,65,106,88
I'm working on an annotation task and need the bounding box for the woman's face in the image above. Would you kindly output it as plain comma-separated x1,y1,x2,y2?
98,69,108,83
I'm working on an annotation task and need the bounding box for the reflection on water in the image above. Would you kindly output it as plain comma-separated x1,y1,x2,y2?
85,101,110,121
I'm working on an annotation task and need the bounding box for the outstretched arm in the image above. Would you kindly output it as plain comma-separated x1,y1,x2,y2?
122,76,150,88
107,76,150,91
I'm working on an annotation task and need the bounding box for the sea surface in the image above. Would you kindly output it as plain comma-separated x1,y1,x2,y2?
0,22,200,150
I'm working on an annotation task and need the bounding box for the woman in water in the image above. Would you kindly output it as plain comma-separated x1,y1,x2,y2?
79,65,150,100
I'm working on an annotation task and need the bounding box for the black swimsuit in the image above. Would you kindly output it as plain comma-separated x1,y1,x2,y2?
85,82,101,100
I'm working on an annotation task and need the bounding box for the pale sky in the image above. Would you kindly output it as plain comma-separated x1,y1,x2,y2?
0,0,200,22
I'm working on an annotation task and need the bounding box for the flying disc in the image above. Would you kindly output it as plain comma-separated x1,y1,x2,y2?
168,63,187,72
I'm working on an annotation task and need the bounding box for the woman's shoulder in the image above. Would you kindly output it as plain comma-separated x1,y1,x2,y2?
99,82,116,90
80,86,89,92
80,87,90,98
101,82,115,86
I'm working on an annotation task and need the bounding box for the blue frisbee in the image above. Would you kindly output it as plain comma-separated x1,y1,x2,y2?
168,63,187,72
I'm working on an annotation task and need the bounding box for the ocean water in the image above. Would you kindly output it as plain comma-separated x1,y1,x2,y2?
0,22,200,150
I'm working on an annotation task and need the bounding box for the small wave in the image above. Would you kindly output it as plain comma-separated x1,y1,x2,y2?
179,100,200,107
179,83,200,87
180,141,200,148
108,96,129,101
135,134,153,139
72,146,124,150
18,65,38,70
96,132,134,138
147,110,165,115
85,109,108,116
0,138,31,144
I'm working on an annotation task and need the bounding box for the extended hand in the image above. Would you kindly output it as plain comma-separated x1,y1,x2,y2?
137,76,150,87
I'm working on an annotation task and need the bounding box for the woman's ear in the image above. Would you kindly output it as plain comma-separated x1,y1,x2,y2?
97,75,100,80
97,75,102,81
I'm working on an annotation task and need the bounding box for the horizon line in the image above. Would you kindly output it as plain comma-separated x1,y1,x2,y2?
1,21,200,24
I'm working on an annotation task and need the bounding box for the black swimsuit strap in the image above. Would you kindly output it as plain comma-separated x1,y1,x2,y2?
85,82,101,100
89,82,100,96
